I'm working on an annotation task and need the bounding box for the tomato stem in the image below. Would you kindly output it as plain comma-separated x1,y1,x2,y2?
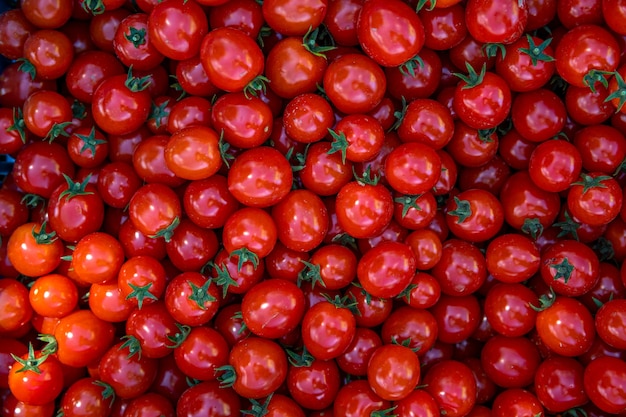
399,55,424,78
167,323,191,349
529,287,556,312
553,211,580,241
327,128,349,164
394,194,423,219
7,107,26,144
45,122,72,143
286,346,315,367
16,58,36,80
549,257,575,284
120,335,143,359
81,0,105,15
148,99,170,129
453,63,486,90
125,282,158,310
92,380,116,406
37,334,58,355
605,71,626,113
482,43,506,59
302,26,336,58
125,65,152,92
32,221,58,245
447,197,472,223
125,27,147,48
149,216,180,243
518,35,555,66
241,394,273,417
521,218,544,240
187,278,217,310
216,365,237,388
297,260,325,289
206,261,239,298
11,343,47,375
59,173,94,202
571,173,611,194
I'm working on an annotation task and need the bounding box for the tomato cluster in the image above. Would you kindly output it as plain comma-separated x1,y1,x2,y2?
1,0,626,415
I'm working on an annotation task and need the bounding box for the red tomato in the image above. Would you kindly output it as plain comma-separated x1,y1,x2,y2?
367,344,420,401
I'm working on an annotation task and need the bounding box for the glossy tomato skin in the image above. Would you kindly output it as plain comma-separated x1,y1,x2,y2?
147,0,208,60
453,69,512,130
212,92,273,149
323,53,386,114
445,189,504,242
99,342,158,399
0,279,33,334
224,337,288,399
356,0,424,67
287,357,341,410
333,379,391,417
584,356,626,414
367,344,420,401
54,310,116,368
6,222,64,278
536,297,596,357
59,377,114,417
486,233,541,283
540,239,600,297
200,27,264,92
480,335,541,388
528,139,582,192
492,389,545,417
184,175,240,229
431,239,486,297
302,300,356,361
8,348,64,406
128,183,181,240
262,0,327,36
423,360,477,417
555,24,620,88
534,356,588,413
335,181,393,239
384,142,441,195
177,380,241,417
113,13,164,71
465,0,527,44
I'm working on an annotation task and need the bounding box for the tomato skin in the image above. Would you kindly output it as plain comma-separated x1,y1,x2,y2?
54,310,116,368
380,306,438,355
465,0,527,44
72,232,125,285
228,146,293,208
486,233,541,284
0,279,33,334
429,294,480,344
555,24,620,88
584,356,626,414
262,0,327,36
453,70,512,130
540,239,600,297
177,380,241,417
0,9,36,60
534,356,588,413
323,53,386,114
164,125,222,180
568,173,623,226
8,349,64,406
200,26,264,92
225,337,288,399
29,274,78,319
512,89,567,143
114,13,164,71
272,189,329,252
492,389,545,417
59,377,114,417
536,297,596,357
241,278,305,339
431,239,486,297
98,342,158,400
147,0,208,61
423,360,477,417
528,139,582,192
367,344,420,401
302,300,356,361
7,222,64,278
445,189,504,243
333,379,391,417
212,92,273,149
595,299,626,350
356,0,425,67
335,181,393,239
174,326,229,381
129,183,181,240
480,335,541,388
384,142,441,195
287,358,341,410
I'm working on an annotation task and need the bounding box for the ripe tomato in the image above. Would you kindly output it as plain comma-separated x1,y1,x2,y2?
262,0,327,36
357,241,416,298
302,298,356,360
423,360,477,417
584,356,626,414
98,341,158,399
335,180,393,239
176,380,241,417
59,377,115,417
356,0,425,67
384,142,441,195
445,189,504,242
129,183,181,241
72,232,125,285
219,337,287,399
367,344,420,401
113,13,164,71
212,92,273,149
164,125,222,180
8,345,64,406
540,239,600,297
334,379,391,417
0,279,33,334
535,356,588,413
567,173,623,226
28,274,78,319
6,222,63,278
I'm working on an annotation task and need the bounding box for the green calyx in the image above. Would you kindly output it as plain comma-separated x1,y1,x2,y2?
187,278,217,310
231,247,260,271
397,283,419,303
32,221,57,245
327,128,349,164
453,62,486,89
231,310,249,335
17,58,36,80
7,107,26,144
286,346,315,367
120,335,142,359
605,71,626,113
167,323,191,349
125,65,152,92
148,99,170,129
37,334,58,356
529,286,556,312
550,257,575,284
216,365,237,388
125,282,158,310
76,126,107,157
219,130,235,169
93,380,116,406
572,173,611,194
521,218,544,240
169,74,187,101
518,35,555,66
243,75,270,99
390,96,408,132
353,165,380,186
482,43,506,59
125,27,147,48
297,260,325,289
477,127,497,143
399,55,424,78
322,293,359,315
59,173,94,202
71,100,87,121
554,211,580,241
583,69,614,94
371,406,399,417
331,232,357,250
12,343,47,374
205,261,239,298
45,122,72,143
394,194,423,218
415,0,435,11
148,216,180,243
447,196,472,223
81,0,105,15
241,394,273,417
302,26,336,58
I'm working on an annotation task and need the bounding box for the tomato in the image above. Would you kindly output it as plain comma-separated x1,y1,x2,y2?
380,306,438,355
211,93,272,150
584,356,626,414
555,24,620,88
445,189,504,242
123,392,174,417
528,139,582,193
0,9,35,61
8,345,64,406
335,179,393,239
227,146,293,208
429,294,481,344
262,0,327,36
0,279,32,334
218,337,287,399
430,239,486,296
21,29,73,80
535,296,596,357
534,356,588,413
356,0,424,67
20,0,72,29
128,183,181,241
323,53,386,114
177,380,241,417
299,141,353,196
200,27,264,93
147,0,208,61
113,13,164,71
59,378,114,417
98,341,158,399
492,389,545,417
183,175,239,230
486,233,541,283
222,207,278,264
333,379,391,417
384,142,441,195
265,36,328,99
574,124,626,173
286,354,340,410
72,232,125,285
512,88,567,143
28,273,78,319
423,360,477,417
481,335,541,388
366,344,420,402
567,173,623,226
302,298,356,360
7,222,63,278
453,64,512,130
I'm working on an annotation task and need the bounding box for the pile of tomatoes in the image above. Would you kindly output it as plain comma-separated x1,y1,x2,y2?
1,0,626,415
